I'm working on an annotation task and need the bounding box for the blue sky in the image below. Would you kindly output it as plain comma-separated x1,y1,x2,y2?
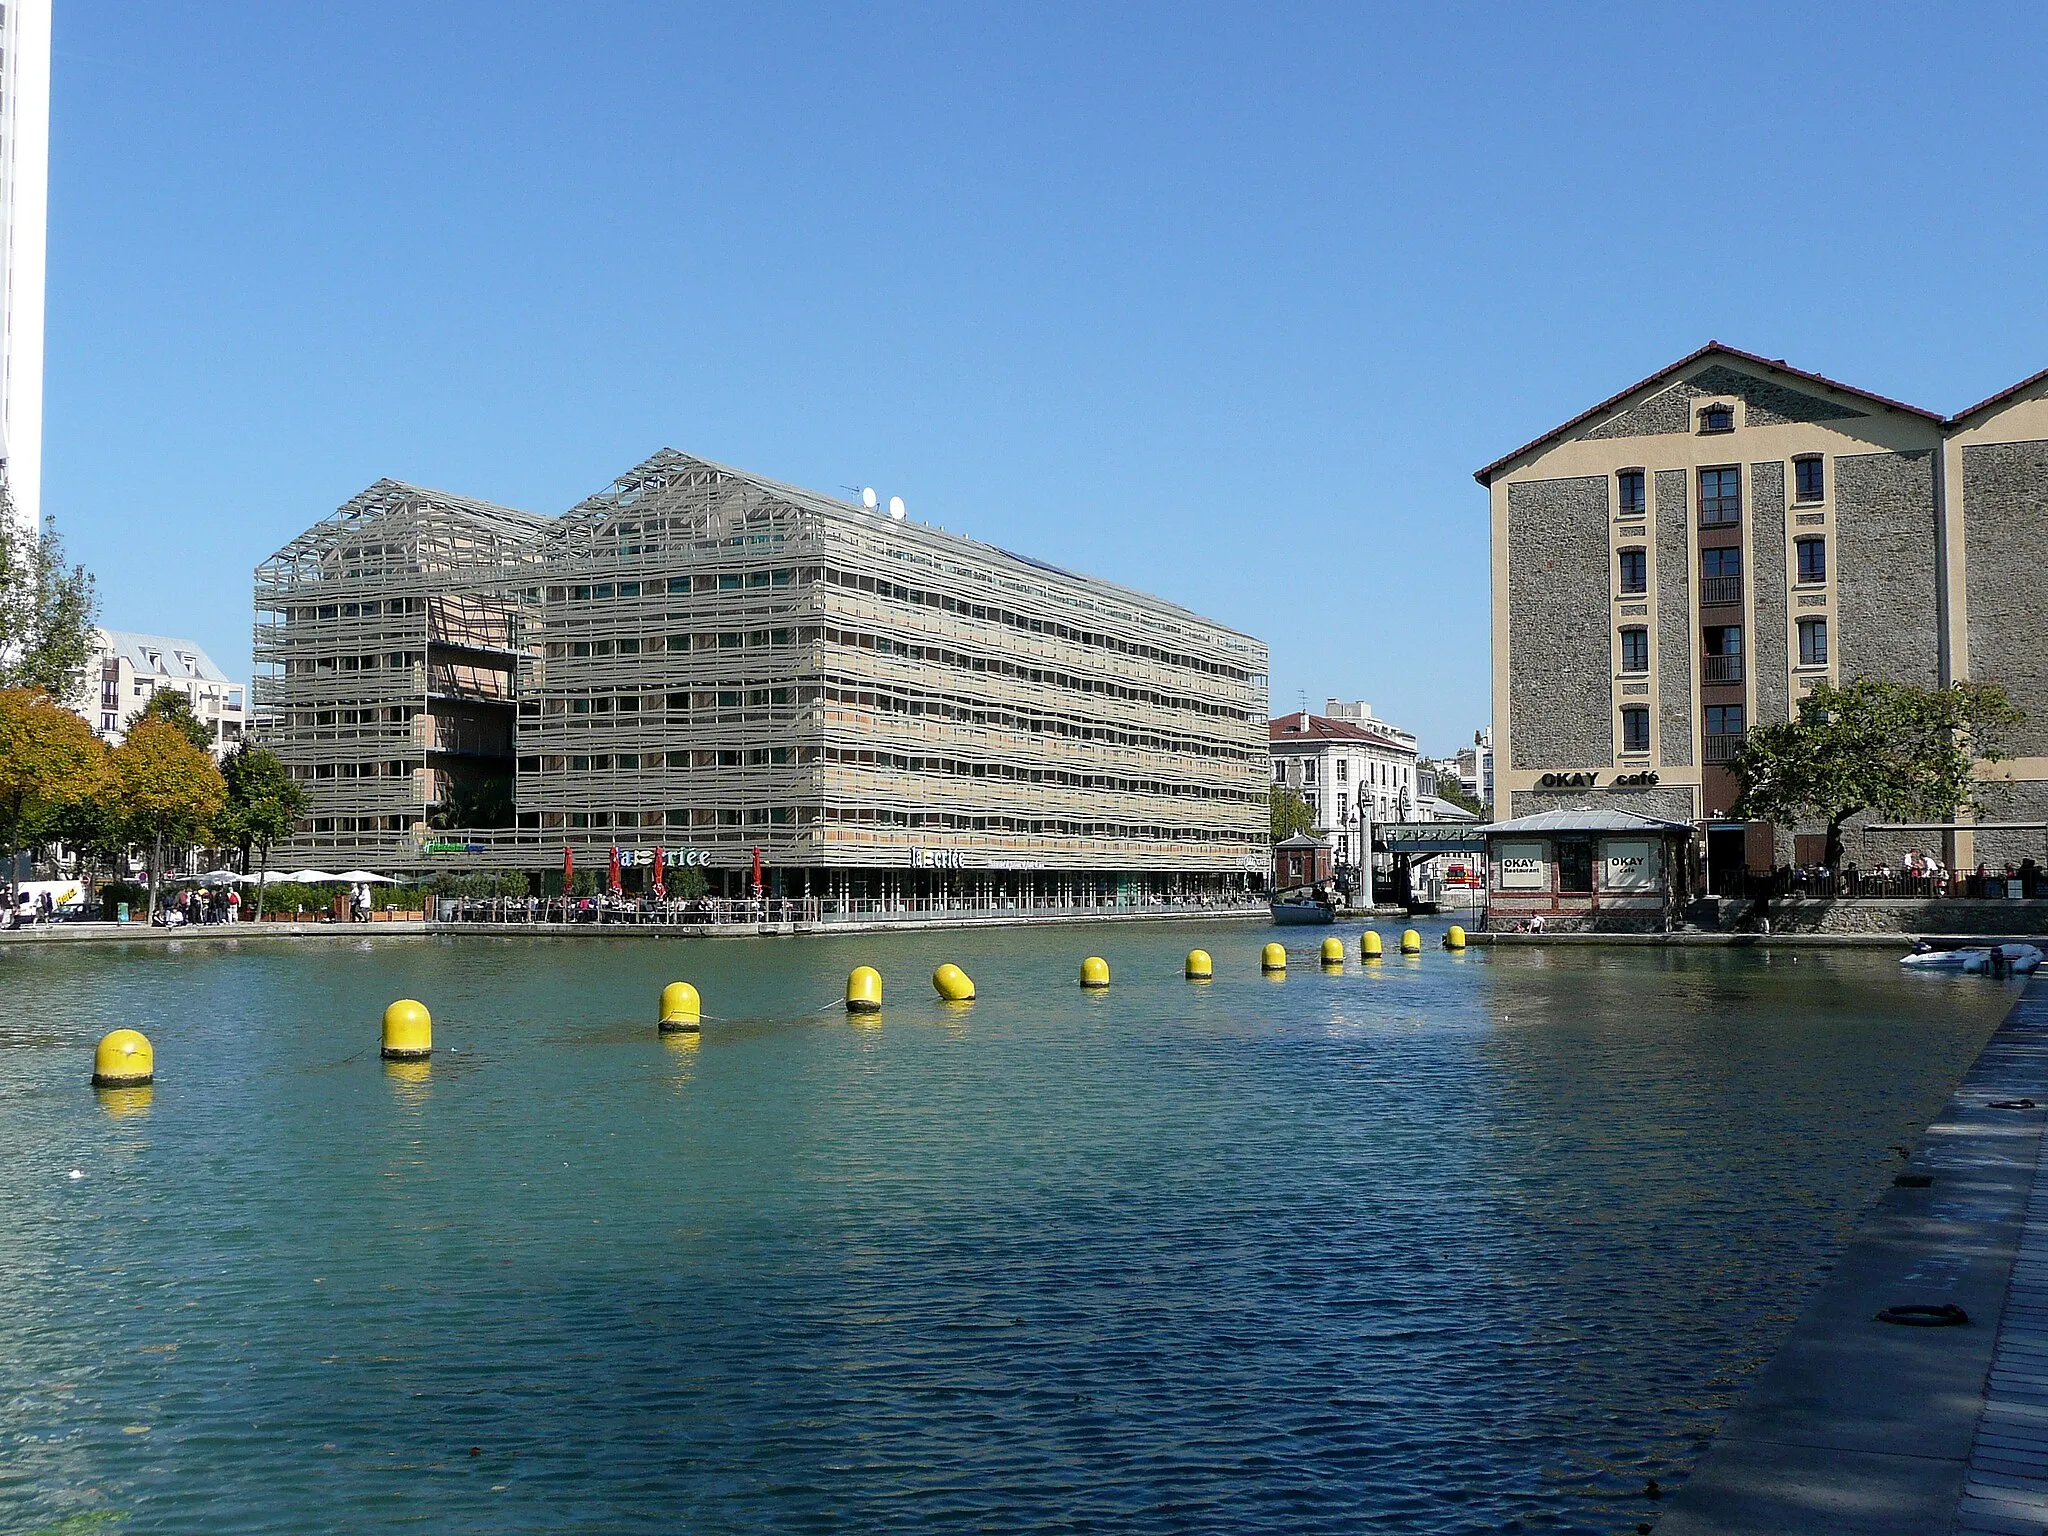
45,2,2048,756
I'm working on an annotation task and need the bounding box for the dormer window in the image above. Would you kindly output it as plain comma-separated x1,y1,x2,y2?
1700,403,1734,434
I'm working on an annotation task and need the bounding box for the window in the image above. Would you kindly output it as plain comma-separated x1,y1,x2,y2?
1617,469,1646,516
1303,759,1317,783
1699,467,1741,525
1705,704,1745,736
1799,617,1828,666
1796,537,1826,584
1700,544,1742,606
1619,626,1649,673
1621,706,1650,753
1336,759,1348,781
1795,457,1824,504
1619,547,1647,595
1700,403,1734,434
1703,625,1743,683
1558,839,1595,893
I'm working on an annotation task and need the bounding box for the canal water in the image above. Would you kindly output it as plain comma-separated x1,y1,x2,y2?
0,923,2018,1534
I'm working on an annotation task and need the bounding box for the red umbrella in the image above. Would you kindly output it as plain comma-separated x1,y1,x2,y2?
751,845,763,898
609,845,623,894
562,845,574,893
652,847,666,899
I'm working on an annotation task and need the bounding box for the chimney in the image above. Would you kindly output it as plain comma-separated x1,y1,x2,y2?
1299,710,1308,731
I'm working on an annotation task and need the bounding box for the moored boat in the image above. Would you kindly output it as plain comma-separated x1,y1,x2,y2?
1271,894,1338,926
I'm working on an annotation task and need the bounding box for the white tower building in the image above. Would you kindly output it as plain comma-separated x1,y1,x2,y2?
0,0,48,540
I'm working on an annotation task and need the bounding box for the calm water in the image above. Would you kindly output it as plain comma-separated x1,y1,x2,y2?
0,922,2019,1534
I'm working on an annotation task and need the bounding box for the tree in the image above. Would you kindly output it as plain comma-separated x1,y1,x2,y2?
1730,678,2025,869
127,687,214,752
0,688,108,901
109,717,226,923
1270,785,1316,842
219,743,308,920
1435,779,1486,817
0,513,98,700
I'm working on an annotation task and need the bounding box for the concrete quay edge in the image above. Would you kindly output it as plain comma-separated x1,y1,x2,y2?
1654,976,2048,1535
1469,931,2033,950
0,908,1275,946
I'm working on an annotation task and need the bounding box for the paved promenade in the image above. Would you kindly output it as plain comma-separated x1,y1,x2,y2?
1659,976,2048,1535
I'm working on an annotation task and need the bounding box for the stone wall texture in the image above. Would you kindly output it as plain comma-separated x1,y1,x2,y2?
1756,899,2048,936
1974,780,2048,867
1508,476,1614,771
1684,364,1869,427
1656,470,1694,765
1836,449,1942,689
1509,785,1697,821
1963,439,2048,758
1585,384,1698,441
1751,459,1790,727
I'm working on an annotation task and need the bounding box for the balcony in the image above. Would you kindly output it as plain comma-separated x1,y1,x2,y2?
1702,655,1743,685
1704,732,1745,764
1699,575,1743,607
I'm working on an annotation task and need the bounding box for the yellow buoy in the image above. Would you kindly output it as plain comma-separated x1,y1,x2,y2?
1261,942,1287,973
1080,955,1111,988
91,1028,153,1088
846,966,882,1013
1445,925,1468,951
1320,936,1345,966
1400,929,1422,955
933,963,976,1002
1361,930,1383,960
658,981,701,1032
1185,948,1213,980
381,1000,432,1060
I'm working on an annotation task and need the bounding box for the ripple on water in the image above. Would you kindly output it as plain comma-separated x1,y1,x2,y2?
0,924,2017,1533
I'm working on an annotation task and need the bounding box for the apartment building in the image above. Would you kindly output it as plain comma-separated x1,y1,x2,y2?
256,451,1272,902
1478,342,2048,885
1268,701,1421,877
70,628,248,752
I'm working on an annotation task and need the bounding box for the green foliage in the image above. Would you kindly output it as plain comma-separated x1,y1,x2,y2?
431,772,513,830
1434,779,1486,817
1730,677,2025,867
429,871,531,900
219,743,309,917
668,866,709,901
127,688,213,752
1269,785,1316,843
0,514,98,700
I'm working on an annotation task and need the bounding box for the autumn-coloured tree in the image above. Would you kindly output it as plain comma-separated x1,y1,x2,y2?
109,716,226,922
0,687,108,902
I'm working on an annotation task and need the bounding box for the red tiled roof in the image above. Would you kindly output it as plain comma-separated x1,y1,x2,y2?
1472,342,1945,487
1949,365,2048,428
1269,713,1412,747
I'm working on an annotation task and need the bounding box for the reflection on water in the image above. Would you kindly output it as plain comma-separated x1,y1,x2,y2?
93,1084,153,1118
0,925,2018,1534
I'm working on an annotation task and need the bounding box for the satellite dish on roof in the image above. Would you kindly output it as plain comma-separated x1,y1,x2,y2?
860,487,878,510
888,495,906,520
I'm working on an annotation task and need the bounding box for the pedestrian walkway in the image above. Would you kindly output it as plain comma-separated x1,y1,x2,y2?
1957,983,2048,1535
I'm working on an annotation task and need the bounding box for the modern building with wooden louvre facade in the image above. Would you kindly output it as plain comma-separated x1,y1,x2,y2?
255,451,1271,903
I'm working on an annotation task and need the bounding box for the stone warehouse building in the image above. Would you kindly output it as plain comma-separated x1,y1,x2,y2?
256,451,1272,904
1477,342,2048,889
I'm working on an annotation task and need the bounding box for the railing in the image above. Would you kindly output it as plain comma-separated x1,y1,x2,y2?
430,892,1268,927
1725,867,2046,900
1699,575,1743,607
1702,656,1743,685
1703,732,1744,764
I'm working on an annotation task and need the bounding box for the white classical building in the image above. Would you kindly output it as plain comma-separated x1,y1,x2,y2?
0,0,47,540
1268,700,1422,879
70,629,249,752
